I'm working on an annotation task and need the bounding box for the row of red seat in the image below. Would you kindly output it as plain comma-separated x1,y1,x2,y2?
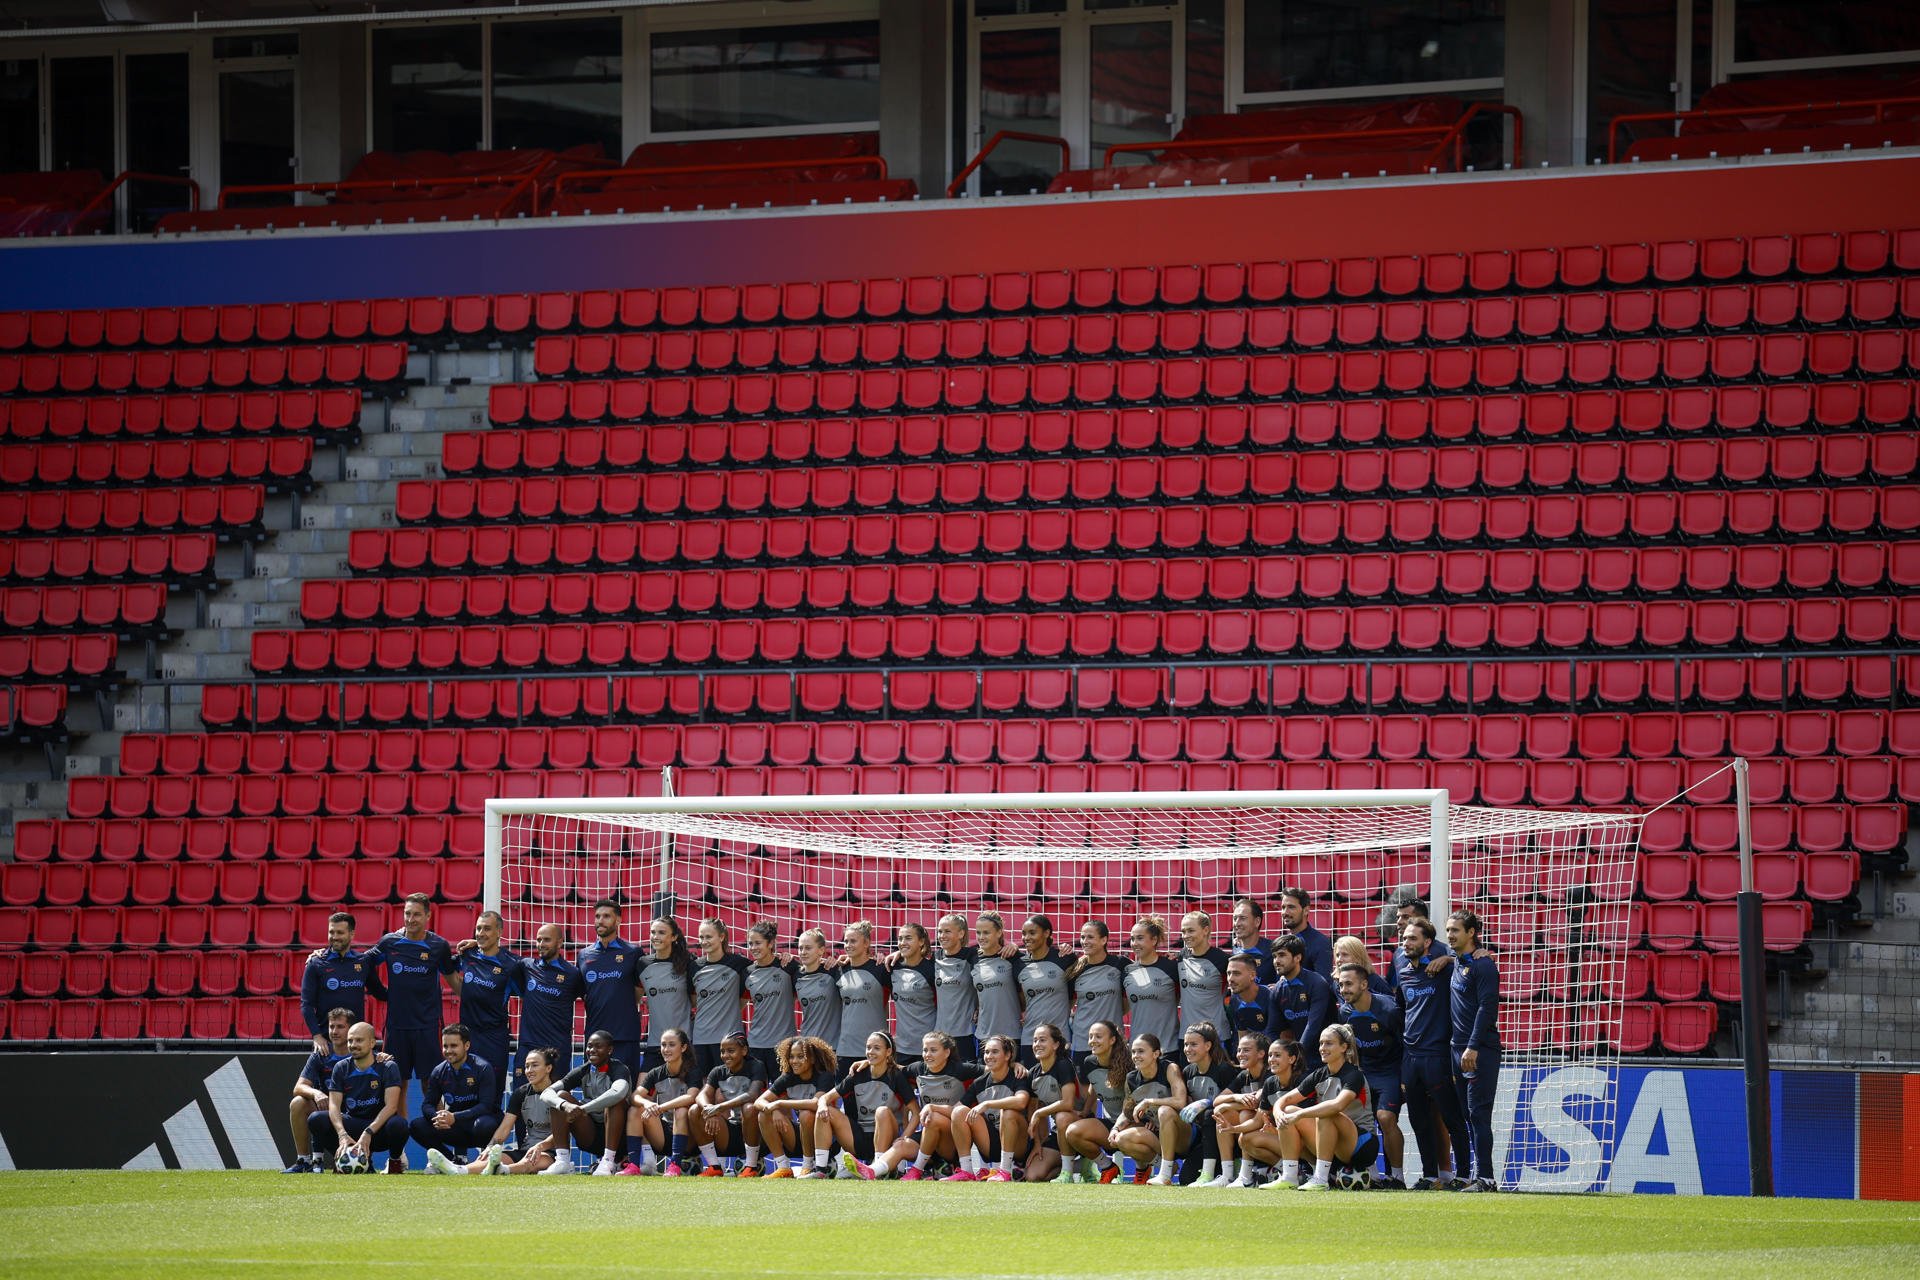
449,430,1919,508
2,861,481,916
15,813,482,865
305,543,1920,630
0,683,66,734
1639,850,1858,905
1620,1002,1719,1055
482,334,1920,424
0,533,215,584
200,652,1919,734
2,300,438,350
526,279,1920,379
1,995,332,1042
1,902,476,953
1,438,312,489
0,485,265,536
1636,900,1816,954
459,395,1920,479
395,473,1916,545
0,343,406,396
0,389,361,442
5,948,308,1000
0,583,168,633
250,595,1920,676
0,633,117,682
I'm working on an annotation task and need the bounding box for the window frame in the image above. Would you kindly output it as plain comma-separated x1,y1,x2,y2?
1224,0,1504,109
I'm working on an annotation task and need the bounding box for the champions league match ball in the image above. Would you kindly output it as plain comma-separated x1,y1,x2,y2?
335,1148,370,1175
1334,1165,1374,1191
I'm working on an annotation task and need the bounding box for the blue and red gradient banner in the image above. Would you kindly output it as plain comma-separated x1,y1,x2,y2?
3,154,1916,312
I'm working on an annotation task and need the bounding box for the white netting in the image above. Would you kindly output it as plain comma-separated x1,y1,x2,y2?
492,791,1641,1190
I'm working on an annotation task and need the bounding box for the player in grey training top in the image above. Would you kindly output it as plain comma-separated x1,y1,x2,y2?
690,919,752,1077
1124,916,1182,1052
1015,915,1070,1056
639,917,694,1071
806,1031,920,1179
930,914,980,1051
793,929,842,1049
971,912,1021,1043
834,921,892,1060
742,922,798,1079
889,924,939,1060
1068,921,1130,1053
426,1045,564,1176
1177,911,1234,1041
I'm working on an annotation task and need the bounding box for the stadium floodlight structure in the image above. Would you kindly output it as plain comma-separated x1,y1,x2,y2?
487,788,1643,1191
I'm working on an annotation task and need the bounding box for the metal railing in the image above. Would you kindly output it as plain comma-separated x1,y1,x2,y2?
1607,93,1920,164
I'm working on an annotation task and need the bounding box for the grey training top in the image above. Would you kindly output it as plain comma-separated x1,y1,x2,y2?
506,1083,556,1149
1016,949,1071,1045
1070,954,1130,1052
1124,957,1182,1051
639,956,693,1047
691,952,751,1044
835,959,891,1059
744,958,798,1049
1178,947,1233,1041
795,965,841,1047
890,957,939,1048
835,1063,914,1135
907,1058,981,1108
971,951,1020,1042
932,946,978,1037
704,1062,766,1106
1078,1052,1127,1118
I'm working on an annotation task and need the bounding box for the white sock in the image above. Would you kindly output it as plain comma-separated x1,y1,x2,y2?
744,1145,760,1167
998,1150,1014,1173
1280,1159,1299,1181
1313,1159,1332,1184
1198,1159,1217,1181
1156,1158,1174,1179
1391,1165,1404,1181
698,1143,719,1164
1095,1150,1114,1169
813,1148,831,1169
638,1144,657,1168
601,1147,617,1165
912,1150,931,1170
872,1153,895,1177
1234,1158,1250,1181
964,1147,983,1173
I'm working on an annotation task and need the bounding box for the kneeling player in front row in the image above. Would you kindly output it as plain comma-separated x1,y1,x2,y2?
808,1030,919,1179
408,1023,500,1166
1020,1022,1079,1183
1217,1037,1305,1188
1168,1021,1236,1186
550,1030,632,1175
315,1021,408,1172
1060,1019,1127,1183
900,1031,982,1179
428,1046,566,1175
1266,1024,1380,1192
1107,1032,1187,1186
685,1032,768,1176
1204,1030,1272,1187
753,1034,837,1176
621,1026,700,1175
943,1033,1031,1182
286,1006,353,1172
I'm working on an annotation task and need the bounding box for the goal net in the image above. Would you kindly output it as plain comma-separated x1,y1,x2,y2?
487,788,1641,1191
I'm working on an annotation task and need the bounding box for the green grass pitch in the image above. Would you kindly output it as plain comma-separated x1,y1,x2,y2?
3,1172,1918,1278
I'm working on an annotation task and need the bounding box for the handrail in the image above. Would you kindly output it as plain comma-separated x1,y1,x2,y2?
1422,101,1525,172
551,153,889,199
946,130,1071,198
216,172,540,217
65,170,200,235
1101,104,1523,173
1607,93,1920,164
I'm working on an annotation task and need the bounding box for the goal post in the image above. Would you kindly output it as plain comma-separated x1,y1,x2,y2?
485,787,1643,1190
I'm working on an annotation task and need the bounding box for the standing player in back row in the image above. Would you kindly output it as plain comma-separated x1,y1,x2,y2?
1395,915,1466,1190
1337,962,1406,1187
1015,915,1070,1066
366,894,460,1114
301,912,376,1055
452,910,520,1087
515,923,584,1077
1278,887,1334,980
1446,909,1501,1193
577,900,642,1076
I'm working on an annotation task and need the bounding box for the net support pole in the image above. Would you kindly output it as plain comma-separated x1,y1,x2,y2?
482,803,503,916
1733,757,1774,1197
1428,793,1451,925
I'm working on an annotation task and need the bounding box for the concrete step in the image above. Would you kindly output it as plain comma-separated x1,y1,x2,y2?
1769,1042,1912,1065
249,550,351,580
1798,989,1920,1016
206,599,302,629
410,348,526,387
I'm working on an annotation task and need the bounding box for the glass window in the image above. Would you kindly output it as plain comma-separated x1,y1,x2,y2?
976,25,1062,195
50,56,114,176
373,24,483,153
1091,21,1174,164
125,52,191,230
1587,0,1677,163
493,18,623,157
1244,0,1504,95
0,59,38,173
650,21,881,133
1734,1,1920,63
220,68,297,193
1187,0,1226,118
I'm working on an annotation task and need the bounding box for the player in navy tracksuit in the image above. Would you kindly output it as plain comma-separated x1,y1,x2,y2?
1337,963,1407,1187
577,899,643,1078
516,922,585,1077
1446,909,1502,1193
300,911,377,1053
366,894,460,1088
315,1022,408,1170
1277,888,1334,980
286,1006,355,1171
1222,952,1277,1038
1394,915,1467,1189
408,1023,501,1162
1268,934,1334,1069
451,910,521,1088
1228,898,1277,984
